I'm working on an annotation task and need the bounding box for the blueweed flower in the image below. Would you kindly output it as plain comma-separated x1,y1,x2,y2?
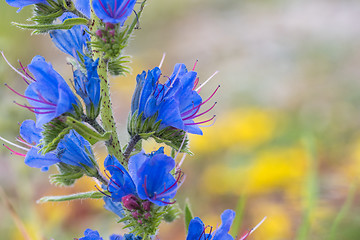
92,0,136,24
187,210,266,240
77,229,140,240
131,63,219,135
75,0,91,18
0,119,59,171
49,21,90,61
56,129,96,169
74,57,101,118
5,0,47,12
3,54,79,127
104,147,183,207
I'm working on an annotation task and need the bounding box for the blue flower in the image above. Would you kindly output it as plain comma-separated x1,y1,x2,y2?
75,0,91,18
6,56,79,127
56,129,96,168
78,229,140,240
5,0,47,12
103,196,125,218
104,147,182,206
49,22,90,61
74,57,101,118
131,64,218,135
92,0,136,24
186,209,235,240
79,229,104,240
18,119,60,171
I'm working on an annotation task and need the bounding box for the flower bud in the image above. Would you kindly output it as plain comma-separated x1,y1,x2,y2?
122,194,140,211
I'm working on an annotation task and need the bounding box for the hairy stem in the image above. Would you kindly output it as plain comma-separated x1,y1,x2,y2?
89,3,124,164
82,115,106,134
123,134,141,161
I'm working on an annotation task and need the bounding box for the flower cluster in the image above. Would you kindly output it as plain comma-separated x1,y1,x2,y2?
2,0,266,239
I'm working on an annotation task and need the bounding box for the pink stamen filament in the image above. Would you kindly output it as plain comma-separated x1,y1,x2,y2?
185,115,216,126
192,60,198,71
18,60,35,82
16,136,34,147
183,102,217,121
5,84,56,106
181,85,220,117
193,77,199,90
13,101,54,111
95,185,112,198
156,170,183,197
3,144,26,157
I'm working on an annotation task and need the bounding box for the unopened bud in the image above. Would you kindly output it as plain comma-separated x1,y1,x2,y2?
122,194,140,210
142,201,152,211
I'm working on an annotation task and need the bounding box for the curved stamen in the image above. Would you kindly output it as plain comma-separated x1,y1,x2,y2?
1,52,35,83
193,77,199,90
181,85,220,118
114,0,132,18
16,136,35,147
183,102,217,121
192,60,198,71
0,135,30,151
3,144,26,157
18,60,35,82
5,84,56,106
185,115,216,126
95,185,112,198
13,101,54,111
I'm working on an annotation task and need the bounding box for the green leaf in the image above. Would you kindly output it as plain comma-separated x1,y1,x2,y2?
37,190,107,203
66,116,111,144
184,198,194,233
13,17,88,33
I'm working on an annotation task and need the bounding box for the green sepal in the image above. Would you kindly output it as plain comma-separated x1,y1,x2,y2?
31,9,64,24
37,190,107,203
184,198,194,233
50,163,83,186
13,17,88,34
40,117,69,153
163,203,181,223
41,127,71,154
127,110,160,138
153,128,192,155
66,116,111,144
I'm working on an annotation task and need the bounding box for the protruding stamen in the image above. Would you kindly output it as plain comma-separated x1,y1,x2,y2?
183,102,217,121
192,59,198,71
5,84,56,106
195,70,219,92
193,77,199,90
95,185,112,198
177,153,187,169
13,101,54,111
159,53,166,69
181,85,220,118
185,115,216,126
239,217,267,240
3,144,26,157
1,51,35,83
0,136,30,151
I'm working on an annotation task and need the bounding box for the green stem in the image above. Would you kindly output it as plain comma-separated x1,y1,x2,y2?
89,4,124,164
82,115,106,134
123,134,141,161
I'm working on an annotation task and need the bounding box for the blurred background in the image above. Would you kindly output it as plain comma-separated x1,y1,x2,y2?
1,0,360,239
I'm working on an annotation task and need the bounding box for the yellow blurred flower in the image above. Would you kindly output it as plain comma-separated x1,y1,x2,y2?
202,146,307,196
190,108,277,154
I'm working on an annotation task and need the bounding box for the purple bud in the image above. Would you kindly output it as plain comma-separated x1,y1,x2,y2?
96,30,103,37
144,212,151,220
142,201,152,211
109,30,115,37
132,211,141,219
102,38,107,42
137,219,143,224
122,194,140,211
105,22,115,30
